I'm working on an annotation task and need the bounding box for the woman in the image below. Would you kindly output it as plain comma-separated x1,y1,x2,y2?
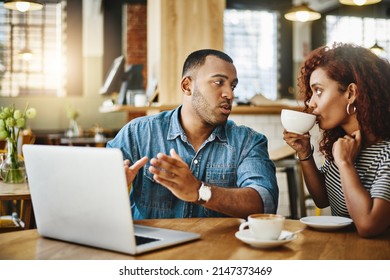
283,43,390,238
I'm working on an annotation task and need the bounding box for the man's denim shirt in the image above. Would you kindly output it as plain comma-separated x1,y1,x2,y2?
107,106,278,219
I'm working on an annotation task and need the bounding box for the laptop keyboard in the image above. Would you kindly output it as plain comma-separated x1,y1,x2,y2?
135,235,160,245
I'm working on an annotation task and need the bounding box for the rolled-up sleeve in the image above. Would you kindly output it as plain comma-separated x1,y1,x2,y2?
236,132,278,214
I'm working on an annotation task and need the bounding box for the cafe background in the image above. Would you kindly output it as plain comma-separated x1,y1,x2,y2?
1,0,390,217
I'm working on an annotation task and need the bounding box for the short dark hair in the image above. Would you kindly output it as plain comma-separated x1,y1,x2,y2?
181,49,233,77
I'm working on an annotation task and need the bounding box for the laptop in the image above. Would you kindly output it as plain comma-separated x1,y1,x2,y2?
22,144,200,255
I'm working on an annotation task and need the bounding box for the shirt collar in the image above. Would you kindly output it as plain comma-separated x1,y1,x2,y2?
167,106,228,143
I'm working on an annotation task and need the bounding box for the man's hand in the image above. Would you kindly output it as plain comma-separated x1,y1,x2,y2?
149,149,200,202
124,156,148,187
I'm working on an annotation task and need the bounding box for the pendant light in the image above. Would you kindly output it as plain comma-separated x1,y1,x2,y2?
19,47,33,61
19,12,33,61
284,2,321,22
339,0,382,6
4,0,44,12
369,41,385,55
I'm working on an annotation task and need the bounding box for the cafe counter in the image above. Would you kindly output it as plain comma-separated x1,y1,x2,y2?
99,103,304,121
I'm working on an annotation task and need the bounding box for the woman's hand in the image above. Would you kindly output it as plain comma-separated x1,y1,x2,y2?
333,130,361,167
283,129,312,159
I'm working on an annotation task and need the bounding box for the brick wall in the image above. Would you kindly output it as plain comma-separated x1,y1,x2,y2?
126,4,147,88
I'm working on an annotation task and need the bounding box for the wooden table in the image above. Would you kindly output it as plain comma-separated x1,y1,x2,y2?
0,218,389,260
0,181,33,231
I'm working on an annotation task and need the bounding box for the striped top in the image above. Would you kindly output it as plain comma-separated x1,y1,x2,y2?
319,140,390,217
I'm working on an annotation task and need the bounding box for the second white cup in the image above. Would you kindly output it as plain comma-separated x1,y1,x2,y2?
239,213,285,240
134,93,147,107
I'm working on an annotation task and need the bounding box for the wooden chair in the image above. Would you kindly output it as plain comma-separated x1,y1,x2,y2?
21,129,36,156
0,189,25,233
0,212,24,233
269,145,307,219
0,140,6,153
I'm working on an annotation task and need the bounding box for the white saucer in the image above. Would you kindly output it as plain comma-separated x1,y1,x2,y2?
235,230,297,249
300,216,353,230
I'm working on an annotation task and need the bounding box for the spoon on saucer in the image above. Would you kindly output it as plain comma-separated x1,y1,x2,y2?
280,229,304,240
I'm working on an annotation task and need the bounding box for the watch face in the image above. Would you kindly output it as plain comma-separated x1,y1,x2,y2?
200,185,212,201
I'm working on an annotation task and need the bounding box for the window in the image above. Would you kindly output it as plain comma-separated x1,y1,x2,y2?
0,2,65,97
224,9,279,101
326,15,390,61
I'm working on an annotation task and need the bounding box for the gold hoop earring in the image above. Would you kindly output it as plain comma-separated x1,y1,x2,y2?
346,103,357,115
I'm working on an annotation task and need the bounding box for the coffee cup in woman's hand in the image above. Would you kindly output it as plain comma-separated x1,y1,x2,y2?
281,109,316,135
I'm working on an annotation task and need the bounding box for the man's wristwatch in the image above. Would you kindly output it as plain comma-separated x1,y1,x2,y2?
197,182,212,204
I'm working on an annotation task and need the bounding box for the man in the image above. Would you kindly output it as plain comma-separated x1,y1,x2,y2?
107,49,278,219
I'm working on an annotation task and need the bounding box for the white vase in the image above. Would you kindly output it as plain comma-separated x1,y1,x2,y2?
65,119,80,137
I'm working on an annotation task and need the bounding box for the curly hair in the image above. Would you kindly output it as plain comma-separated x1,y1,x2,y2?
297,42,390,160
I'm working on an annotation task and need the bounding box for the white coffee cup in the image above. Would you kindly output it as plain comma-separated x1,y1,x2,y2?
239,213,285,240
281,109,316,135
134,93,147,107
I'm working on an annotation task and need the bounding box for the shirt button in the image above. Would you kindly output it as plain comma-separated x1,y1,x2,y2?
194,159,199,164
